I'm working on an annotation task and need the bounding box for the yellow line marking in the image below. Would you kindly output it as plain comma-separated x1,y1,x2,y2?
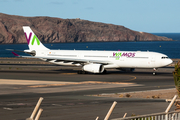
122,75,136,82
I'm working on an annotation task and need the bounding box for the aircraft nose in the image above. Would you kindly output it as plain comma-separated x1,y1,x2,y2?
167,59,173,65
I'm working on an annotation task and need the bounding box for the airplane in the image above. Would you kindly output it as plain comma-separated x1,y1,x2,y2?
8,26,173,75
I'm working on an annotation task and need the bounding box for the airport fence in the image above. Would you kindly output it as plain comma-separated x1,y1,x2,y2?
108,95,180,120
111,111,180,120
24,95,179,120
26,97,43,120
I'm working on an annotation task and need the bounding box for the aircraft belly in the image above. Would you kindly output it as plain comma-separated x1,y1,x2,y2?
104,64,118,69
115,58,155,68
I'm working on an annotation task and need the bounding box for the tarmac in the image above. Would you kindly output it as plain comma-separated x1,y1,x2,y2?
0,58,177,120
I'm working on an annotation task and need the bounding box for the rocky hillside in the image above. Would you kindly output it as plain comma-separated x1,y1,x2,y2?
0,13,172,44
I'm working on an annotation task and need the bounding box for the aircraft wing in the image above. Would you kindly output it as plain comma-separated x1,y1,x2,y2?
9,51,111,65
21,55,110,65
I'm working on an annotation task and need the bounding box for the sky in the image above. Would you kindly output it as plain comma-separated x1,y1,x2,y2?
0,0,180,33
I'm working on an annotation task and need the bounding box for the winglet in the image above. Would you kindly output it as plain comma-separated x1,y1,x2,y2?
12,52,20,57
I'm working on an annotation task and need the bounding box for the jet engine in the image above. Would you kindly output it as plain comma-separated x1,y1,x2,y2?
83,63,104,73
117,68,135,72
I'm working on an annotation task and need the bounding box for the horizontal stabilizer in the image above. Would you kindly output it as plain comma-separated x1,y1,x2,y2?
6,49,25,53
12,52,20,57
6,49,36,56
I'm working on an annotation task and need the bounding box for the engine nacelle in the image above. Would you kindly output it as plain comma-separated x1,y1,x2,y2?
83,63,104,73
118,68,135,72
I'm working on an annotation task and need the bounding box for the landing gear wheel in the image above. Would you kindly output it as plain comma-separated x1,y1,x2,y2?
153,68,157,76
77,70,82,74
102,70,107,74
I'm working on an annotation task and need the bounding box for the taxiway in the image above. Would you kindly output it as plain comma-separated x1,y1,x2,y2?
0,58,176,120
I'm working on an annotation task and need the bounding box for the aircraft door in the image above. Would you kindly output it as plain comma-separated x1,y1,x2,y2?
150,56,155,67
147,56,155,67
78,53,83,59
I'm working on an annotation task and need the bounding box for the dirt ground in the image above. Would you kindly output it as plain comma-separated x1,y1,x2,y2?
94,88,180,100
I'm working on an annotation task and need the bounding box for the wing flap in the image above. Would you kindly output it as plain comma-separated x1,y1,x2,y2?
21,56,110,65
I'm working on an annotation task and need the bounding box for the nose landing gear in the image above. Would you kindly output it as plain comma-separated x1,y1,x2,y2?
153,68,157,75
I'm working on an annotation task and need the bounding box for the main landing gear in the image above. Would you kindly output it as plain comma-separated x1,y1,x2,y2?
153,68,157,75
102,69,107,74
77,70,87,74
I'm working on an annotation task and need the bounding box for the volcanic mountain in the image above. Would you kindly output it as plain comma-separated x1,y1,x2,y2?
0,13,172,44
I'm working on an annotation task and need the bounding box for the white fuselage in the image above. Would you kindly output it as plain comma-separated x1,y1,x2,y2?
20,26,173,74
35,50,172,69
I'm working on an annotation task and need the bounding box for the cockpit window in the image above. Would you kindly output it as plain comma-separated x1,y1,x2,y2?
161,57,169,59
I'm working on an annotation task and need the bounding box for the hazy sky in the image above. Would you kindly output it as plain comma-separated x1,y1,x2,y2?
0,0,180,33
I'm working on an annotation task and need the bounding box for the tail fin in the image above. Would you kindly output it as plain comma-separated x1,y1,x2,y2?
23,26,49,50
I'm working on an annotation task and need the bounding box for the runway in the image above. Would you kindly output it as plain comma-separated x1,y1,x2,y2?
0,60,176,120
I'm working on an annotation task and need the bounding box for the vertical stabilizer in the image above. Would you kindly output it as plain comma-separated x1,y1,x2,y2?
23,26,49,50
